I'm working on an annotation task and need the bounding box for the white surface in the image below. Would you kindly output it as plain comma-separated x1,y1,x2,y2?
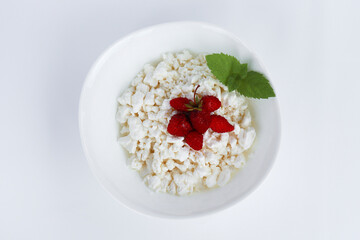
0,0,359,239
79,22,281,217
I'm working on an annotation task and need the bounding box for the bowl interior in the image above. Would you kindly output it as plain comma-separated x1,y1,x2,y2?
79,22,280,218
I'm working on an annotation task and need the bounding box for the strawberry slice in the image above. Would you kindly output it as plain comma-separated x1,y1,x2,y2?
185,131,203,150
170,97,191,111
202,96,221,112
189,111,211,134
210,115,234,133
167,113,193,136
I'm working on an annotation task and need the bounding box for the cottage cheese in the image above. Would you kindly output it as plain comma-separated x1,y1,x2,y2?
116,50,256,195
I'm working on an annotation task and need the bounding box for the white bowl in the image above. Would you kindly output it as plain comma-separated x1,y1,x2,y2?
79,21,281,218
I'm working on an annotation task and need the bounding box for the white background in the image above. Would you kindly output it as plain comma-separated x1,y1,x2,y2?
1,0,359,239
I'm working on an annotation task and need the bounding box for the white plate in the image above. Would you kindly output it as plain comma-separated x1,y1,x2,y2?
79,21,281,218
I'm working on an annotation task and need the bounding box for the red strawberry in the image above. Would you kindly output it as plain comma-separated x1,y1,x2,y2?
170,97,191,111
202,96,221,112
189,111,211,134
185,131,203,150
210,115,234,133
167,113,193,136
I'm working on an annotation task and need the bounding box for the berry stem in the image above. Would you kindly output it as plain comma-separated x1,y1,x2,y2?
194,85,200,104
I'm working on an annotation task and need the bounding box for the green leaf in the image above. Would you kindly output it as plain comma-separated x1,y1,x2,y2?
206,53,276,99
205,53,248,85
227,74,239,92
238,63,248,78
237,71,275,99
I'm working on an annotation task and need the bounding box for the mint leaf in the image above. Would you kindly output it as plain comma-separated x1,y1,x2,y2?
238,63,248,78
206,53,276,99
205,53,248,85
237,71,275,99
227,74,239,92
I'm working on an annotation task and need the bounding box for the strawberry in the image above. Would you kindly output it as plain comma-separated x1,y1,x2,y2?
201,96,221,112
185,131,203,150
170,97,191,111
167,113,193,136
167,85,233,151
210,115,234,133
189,111,211,134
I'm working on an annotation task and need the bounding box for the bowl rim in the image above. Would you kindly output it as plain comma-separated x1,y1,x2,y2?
79,21,281,219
